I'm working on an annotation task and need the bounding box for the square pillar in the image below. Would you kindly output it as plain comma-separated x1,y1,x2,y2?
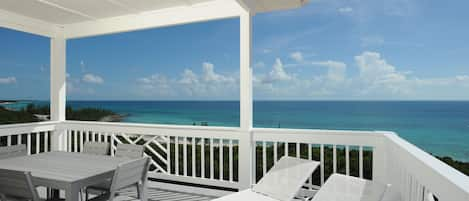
238,10,254,190
50,37,67,151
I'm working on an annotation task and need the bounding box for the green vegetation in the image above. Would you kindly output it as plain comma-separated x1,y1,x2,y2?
0,104,117,124
436,156,469,176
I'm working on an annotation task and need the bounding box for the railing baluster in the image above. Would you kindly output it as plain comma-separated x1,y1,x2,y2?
308,143,312,189
320,144,324,185
36,133,40,154
175,137,179,176
345,145,350,176
7,135,11,146
201,138,205,178
17,134,22,145
192,137,196,177
68,130,72,152
296,142,300,158
284,141,288,156
27,133,31,155
359,146,364,178
183,136,187,176
44,132,49,152
210,138,214,179
229,139,233,182
333,144,337,173
79,131,84,152
219,139,223,180
262,141,267,175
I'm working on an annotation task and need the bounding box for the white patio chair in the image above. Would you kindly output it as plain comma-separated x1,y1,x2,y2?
85,144,145,197
0,144,27,160
0,169,63,201
213,156,320,201
85,157,150,201
311,174,391,201
82,142,110,155
115,144,144,159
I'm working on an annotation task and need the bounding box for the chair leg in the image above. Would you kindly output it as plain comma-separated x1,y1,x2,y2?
137,184,143,199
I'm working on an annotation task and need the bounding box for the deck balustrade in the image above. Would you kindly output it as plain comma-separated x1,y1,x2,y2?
0,121,468,201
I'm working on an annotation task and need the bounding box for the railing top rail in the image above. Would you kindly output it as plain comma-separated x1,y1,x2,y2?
61,120,245,139
383,132,469,201
0,121,59,137
252,127,388,147
63,120,243,132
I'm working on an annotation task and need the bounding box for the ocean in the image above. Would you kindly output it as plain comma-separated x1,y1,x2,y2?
4,100,469,162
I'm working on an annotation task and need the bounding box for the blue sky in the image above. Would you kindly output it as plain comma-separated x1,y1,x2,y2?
1,0,469,100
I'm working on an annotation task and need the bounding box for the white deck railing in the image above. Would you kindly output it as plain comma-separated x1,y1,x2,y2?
1,121,468,200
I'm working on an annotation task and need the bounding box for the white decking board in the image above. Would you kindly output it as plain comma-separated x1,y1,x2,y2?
117,187,218,201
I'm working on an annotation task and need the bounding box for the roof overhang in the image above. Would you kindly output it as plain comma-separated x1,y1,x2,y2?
0,0,309,39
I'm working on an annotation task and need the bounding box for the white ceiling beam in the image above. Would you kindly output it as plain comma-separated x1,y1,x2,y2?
0,8,61,38
36,0,97,20
63,0,243,39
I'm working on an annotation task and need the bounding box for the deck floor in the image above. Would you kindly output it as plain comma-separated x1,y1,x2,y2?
116,187,218,201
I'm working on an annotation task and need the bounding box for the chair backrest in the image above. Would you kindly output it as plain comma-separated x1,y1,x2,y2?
252,156,320,201
108,157,150,200
0,169,40,201
0,144,27,160
82,142,110,155
115,144,144,159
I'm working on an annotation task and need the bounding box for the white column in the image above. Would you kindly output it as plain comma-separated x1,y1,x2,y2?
238,10,254,190
50,37,67,151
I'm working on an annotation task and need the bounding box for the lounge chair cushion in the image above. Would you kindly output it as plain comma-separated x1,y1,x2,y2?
311,174,388,201
252,157,319,201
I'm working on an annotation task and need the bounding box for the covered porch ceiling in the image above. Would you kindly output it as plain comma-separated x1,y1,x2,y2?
0,0,308,38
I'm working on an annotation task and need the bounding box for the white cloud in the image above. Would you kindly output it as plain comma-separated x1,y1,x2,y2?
82,73,104,84
262,58,293,84
311,61,347,82
338,7,353,13
354,51,410,95
0,77,17,84
290,51,304,63
137,62,238,99
202,62,235,83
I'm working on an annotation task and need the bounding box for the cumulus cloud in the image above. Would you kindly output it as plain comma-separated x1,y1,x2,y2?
262,58,293,84
202,62,235,83
137,62,238,99
0,77,17,84
311,61,347,82
354,51,410,95
82,73,104,84
290,51,304,63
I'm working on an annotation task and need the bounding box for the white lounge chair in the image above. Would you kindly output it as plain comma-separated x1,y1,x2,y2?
213,156,320,201
311,174,391,201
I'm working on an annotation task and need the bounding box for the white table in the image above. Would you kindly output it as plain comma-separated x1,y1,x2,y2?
0,151,133,201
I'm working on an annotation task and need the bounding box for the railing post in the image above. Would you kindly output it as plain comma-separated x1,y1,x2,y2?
238,5,254,190
50,36,67,151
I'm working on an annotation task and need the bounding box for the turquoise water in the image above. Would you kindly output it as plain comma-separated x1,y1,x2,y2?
4,101,469,161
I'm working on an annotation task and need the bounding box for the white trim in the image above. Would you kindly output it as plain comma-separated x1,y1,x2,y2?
0,8,60,37
63,0,242,39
